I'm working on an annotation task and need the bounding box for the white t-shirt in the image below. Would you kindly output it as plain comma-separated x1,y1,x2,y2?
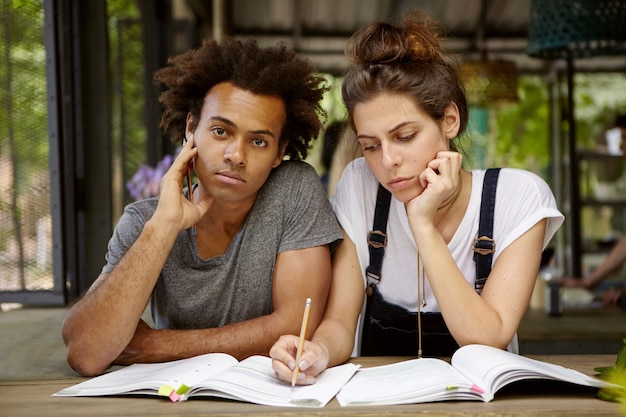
332,158,564,353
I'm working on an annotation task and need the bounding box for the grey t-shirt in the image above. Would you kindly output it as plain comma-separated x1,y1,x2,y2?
102,161,342,329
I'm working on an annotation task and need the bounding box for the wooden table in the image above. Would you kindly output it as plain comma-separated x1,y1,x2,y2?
1,307,624,416
1,354,623,417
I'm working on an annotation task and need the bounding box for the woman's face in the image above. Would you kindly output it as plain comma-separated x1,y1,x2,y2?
353,93,459,203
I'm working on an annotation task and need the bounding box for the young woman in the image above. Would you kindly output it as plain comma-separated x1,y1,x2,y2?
270,9,564,386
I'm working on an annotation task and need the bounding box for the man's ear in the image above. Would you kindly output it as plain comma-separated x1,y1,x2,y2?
442,102,461,140
273,142,287,168
185,112,194,141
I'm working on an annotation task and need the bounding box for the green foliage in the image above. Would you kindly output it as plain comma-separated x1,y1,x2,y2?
463,76,551,178
494,76,551,175
595,338,626,405
107,0,147,206
464,73,626,184
321,75,347,124
0,0,48,175
574,73,626,149
0,0,48,221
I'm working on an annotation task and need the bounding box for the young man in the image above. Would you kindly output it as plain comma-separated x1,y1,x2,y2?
62,38,342,376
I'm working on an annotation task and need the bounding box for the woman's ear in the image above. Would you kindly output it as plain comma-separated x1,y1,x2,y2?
442,102,461,140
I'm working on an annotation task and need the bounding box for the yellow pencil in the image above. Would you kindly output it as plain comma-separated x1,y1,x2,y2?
291,298,312,387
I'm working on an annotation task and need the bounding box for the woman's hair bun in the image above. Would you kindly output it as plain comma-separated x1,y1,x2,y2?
346,10,445,66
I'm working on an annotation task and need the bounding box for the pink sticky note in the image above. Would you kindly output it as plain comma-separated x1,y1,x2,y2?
168,391,181,402
470,384,485,394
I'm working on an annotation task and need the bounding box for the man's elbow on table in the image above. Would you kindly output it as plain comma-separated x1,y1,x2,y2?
61,310,114,376
65,342,112,377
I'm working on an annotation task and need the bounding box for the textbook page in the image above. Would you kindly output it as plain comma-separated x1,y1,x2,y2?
190,355,361,407
53,353,238,397
451,344,611,401
336,357,481,406
337,344,615,406
54,353,360,408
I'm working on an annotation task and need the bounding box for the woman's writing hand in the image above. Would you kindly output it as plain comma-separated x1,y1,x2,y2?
269,335,330,386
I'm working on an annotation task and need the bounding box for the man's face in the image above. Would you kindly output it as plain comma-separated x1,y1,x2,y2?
187,82,286,207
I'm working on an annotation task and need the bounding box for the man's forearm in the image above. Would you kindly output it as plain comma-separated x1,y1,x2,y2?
63,219,180,376
117,312,298,364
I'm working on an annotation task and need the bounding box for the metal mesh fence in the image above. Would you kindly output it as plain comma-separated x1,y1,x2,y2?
0,1,53,293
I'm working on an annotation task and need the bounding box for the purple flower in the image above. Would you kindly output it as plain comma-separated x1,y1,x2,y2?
126,150,179,201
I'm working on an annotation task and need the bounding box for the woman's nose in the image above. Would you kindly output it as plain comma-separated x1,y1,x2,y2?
381,142,401,169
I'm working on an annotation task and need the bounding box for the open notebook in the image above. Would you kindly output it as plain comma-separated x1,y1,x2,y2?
336,344,616,406
54,353,359,408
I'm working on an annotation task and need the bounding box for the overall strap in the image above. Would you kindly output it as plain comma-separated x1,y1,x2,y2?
366,169,500,294
473,168,501,293
365,183,392,285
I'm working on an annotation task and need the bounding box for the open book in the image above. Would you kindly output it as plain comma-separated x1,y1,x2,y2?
53,353,359,408
337,344,615,406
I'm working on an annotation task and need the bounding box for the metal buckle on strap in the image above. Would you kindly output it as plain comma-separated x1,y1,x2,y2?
473,236,495,255
475,277,487,291
367,230,387,249
366,267,381,284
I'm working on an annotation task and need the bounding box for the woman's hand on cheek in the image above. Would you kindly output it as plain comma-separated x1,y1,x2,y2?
406,151,462,224
422,151,462,201
427,151,462,185
405,185,437,229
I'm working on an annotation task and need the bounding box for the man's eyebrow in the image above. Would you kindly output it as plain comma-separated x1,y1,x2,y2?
210,116,276,138
251,129,276,138
210,116,236,127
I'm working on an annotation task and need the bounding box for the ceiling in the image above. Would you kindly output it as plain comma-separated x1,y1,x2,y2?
184,0,626,75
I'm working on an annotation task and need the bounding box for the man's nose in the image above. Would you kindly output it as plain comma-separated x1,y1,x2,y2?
224,139,246,165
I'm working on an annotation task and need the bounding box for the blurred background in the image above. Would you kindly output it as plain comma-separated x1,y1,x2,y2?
1,0,626,308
